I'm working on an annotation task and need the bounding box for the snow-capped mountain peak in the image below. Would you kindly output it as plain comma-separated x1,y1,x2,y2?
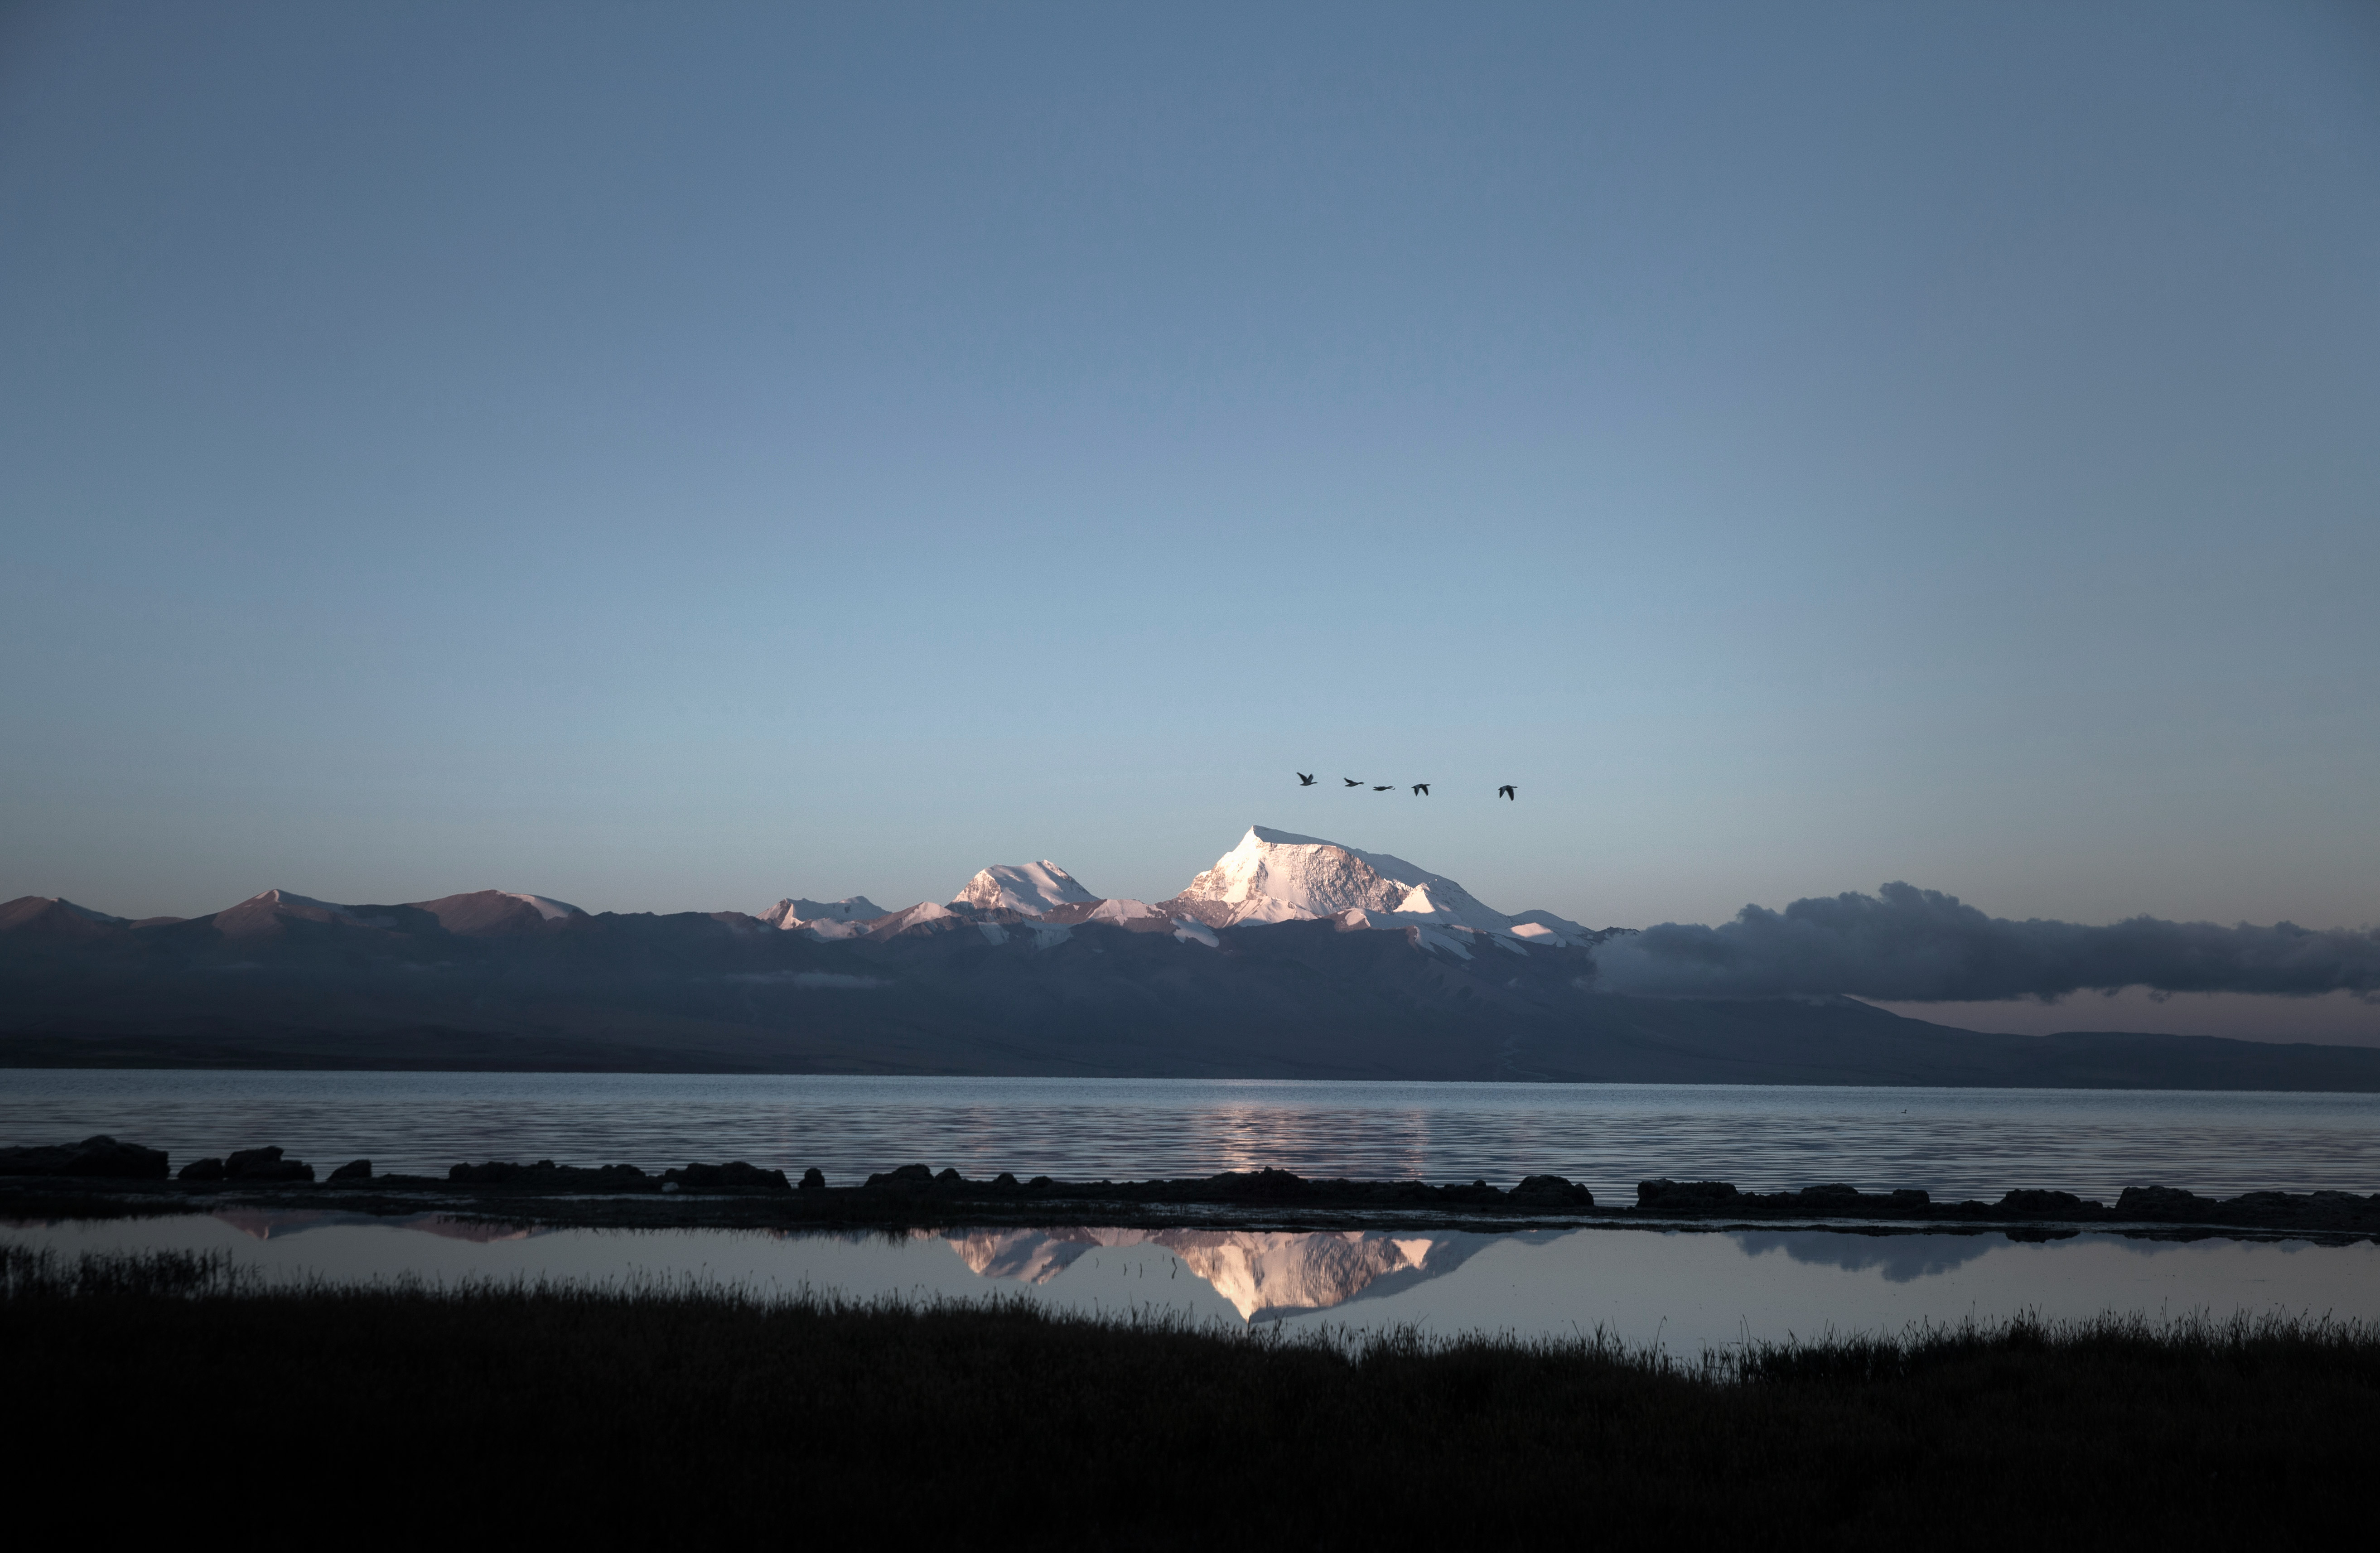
1164,826,1516,933
495,891,583,921
761,896,888,931
953,861,1098,916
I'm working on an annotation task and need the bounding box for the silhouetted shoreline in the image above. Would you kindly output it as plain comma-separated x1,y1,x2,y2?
5,1137,2374,1239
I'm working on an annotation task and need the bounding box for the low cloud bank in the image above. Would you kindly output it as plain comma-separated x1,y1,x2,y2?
1591,883,2380,1003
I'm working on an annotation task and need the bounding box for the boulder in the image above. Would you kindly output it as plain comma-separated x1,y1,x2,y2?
1996,1189,2095,1216
663,1161,792,1192
328,1159,373,1182
179,1157,226,1182
1637,1179,1741,1214
1510,1174,1595,1207
0,1135,170,1179
798,1167,826,1191
448,1160,652,1188
2116,1185,2214,1221
224,1146,314,1182
865,1164,937,1190
1197,1168,1313,1201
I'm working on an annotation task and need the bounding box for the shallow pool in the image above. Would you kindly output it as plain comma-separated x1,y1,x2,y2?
10,1211,2371,1355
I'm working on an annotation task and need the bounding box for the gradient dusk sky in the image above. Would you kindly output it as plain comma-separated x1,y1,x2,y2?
4,3,2376,1011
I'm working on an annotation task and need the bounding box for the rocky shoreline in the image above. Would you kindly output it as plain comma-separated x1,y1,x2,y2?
4,1133,2376,1238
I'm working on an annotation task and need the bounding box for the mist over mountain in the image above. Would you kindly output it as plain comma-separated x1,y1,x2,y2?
5,829,2376,1087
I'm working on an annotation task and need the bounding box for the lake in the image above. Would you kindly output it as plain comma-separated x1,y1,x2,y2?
3,1070,2376,1199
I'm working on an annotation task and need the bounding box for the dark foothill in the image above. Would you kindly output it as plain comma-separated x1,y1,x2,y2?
0,1135,170,1180
328,1159,372,1181
798,1167,826,1191
225,1147,314,1182
179,1157,226,1182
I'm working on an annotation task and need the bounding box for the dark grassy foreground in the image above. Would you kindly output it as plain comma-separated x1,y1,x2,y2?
8,1248,2375,1546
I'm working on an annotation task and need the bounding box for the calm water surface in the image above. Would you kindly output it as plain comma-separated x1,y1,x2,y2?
3,1070,2375,1199
10,1212,2372,1353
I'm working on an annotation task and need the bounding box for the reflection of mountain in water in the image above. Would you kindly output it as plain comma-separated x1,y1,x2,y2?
941,1227,1489,1321
1731,1230,1996,1284
212,1210,540,1244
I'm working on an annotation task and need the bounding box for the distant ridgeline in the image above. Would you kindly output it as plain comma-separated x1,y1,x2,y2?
4,828,2376,1089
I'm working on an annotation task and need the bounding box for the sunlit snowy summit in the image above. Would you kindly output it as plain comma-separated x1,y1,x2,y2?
757,825,1593,960
759,896,888,939
1162,826,1592,952
952,862,1099,915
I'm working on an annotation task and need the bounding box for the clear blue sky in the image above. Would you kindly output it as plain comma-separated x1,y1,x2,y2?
4,1,2376,948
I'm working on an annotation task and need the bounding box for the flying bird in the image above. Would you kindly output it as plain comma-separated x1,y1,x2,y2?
1498,784,1516,800
1297,773,1316,786
1373,785,1392,791
1412,784,1429,796
1343,778,1362,787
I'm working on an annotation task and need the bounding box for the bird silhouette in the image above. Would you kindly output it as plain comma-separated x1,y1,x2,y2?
1297,772,1316,786
1412,783,1430,796
1372,785,1392,791
1343,778,1362,787
1497,784,1516,800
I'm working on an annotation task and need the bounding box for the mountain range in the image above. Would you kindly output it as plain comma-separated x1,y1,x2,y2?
5,826,2377,1088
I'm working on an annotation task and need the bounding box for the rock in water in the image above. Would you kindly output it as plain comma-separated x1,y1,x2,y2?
224,1146,315,1182
1996,1188,2095,1216
661,1161,792,1191
1510,1174,1595,1207
1637,1179,1742,1213
0,1135,169,1179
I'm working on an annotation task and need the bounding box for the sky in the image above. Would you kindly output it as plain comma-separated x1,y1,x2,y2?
3,2,2376,1037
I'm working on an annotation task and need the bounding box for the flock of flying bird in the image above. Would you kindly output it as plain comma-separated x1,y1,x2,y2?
1297,773,1516,799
